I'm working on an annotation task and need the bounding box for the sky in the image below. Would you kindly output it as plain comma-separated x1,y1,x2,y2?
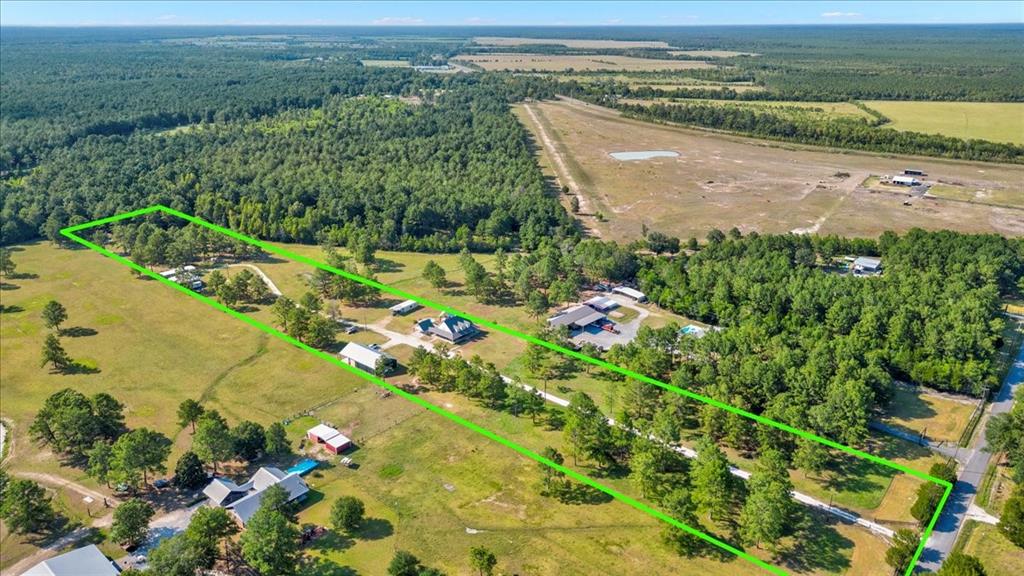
1,1,1021,27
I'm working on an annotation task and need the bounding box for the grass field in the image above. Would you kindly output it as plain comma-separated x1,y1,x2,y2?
1,241,900,575
959,521,1024,576
359,59,410,67
880,388,979,443
864,101,1024,145
515,98,1024,242
454,53,714,72
473,36,673,49
669,50,759,58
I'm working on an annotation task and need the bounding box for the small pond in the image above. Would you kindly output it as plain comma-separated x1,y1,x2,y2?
609,150,680,161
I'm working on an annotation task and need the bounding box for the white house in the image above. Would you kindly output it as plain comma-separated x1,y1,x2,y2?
204,467,309,526
891,175,921,186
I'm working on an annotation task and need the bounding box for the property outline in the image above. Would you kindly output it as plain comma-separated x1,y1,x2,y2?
61,205,954,576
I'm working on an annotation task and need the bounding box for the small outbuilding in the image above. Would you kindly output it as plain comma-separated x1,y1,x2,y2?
307,423,340,444
390,299,422,316
584,295,619,312
324,433,353,454
612,286,647,303
339,342,396,375
891,175,921,186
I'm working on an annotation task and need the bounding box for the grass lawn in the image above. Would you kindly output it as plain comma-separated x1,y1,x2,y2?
864,101,1024,145
880,387,979,443
959,521,1024,576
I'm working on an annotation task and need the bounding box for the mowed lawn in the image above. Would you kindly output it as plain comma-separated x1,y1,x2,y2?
865,101,1024,145
880,387,979,443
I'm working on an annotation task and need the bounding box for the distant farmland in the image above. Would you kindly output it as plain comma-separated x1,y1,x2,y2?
453,53,714,72
473,36,673,49
865,101,1024,145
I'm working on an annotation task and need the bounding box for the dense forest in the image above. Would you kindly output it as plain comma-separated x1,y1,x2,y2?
1,78,570,250
629,230,1024,445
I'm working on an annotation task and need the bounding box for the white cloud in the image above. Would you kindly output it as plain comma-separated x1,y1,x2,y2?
155,14,179,22
821,11,863,18
605,18,623,24
464,16,496,25
372,16,425,25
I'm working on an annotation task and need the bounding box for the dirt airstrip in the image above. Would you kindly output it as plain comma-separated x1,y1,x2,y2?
518,98,1024,242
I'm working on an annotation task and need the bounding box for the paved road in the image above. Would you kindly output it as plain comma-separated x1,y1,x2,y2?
919,337,1023,571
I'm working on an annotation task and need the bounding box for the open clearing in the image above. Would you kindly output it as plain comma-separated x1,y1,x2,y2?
865,101,1024,145
669,49,759,58
880,388,979,443
473,36,673,49
454,53,714,72
517,97,1024,242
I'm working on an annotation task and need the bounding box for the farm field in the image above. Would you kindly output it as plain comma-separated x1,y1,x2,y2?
864,101,1024,145
516,97,1024,242
472,36,673,49
453,53,714,72
668,49,759,57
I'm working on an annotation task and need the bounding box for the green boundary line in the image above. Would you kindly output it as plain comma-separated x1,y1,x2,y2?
61,205,954,576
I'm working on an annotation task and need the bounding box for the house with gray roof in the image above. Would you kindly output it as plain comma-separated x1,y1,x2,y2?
22,544,119,576
548,305,608,332
427,314,478,343
203,466,309,526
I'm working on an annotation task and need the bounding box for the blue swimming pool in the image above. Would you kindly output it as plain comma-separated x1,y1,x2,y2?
286,458,318,476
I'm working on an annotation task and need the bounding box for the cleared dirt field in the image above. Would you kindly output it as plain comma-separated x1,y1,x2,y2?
516,98,1024,241
360,59,410,67
865,101,1024,145
454,53,713,72
473,36,672,49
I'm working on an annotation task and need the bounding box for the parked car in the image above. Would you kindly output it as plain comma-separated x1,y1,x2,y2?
153,478,170,489
344,325,359,334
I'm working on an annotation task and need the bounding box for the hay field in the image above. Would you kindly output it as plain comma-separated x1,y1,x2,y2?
865,101,1024,145
454,53,713,72
516,98,1024,241
473,36,672,49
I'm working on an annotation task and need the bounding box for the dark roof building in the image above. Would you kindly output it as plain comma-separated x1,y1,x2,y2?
548,305,608,330
428,315,478,343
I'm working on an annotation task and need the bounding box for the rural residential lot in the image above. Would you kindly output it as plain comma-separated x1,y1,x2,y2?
1,7,1023,576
